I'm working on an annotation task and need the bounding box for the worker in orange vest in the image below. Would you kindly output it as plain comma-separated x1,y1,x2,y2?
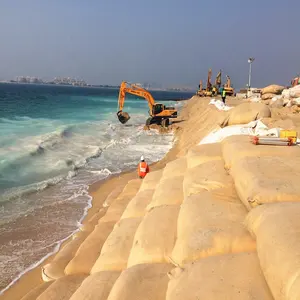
137,156,149,179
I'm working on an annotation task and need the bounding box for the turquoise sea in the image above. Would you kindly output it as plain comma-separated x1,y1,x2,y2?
0,83,193,292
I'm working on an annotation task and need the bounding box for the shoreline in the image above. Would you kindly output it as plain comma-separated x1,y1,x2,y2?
0,99,191,300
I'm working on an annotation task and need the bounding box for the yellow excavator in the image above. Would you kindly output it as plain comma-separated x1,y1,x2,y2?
224,75,235,96
198,69,220,97
117,81,178,127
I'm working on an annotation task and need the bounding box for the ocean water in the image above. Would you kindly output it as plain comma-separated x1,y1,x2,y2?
0,83,193,293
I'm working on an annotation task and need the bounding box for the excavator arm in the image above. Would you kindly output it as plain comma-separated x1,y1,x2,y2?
118,81,155,114
117,81,177,126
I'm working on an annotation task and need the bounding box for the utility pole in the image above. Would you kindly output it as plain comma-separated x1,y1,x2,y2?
248,57,255,90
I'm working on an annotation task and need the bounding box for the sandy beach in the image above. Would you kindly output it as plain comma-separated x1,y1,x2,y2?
2,93,300,300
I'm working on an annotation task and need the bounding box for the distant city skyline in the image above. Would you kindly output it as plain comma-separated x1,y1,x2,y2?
0,1,299,89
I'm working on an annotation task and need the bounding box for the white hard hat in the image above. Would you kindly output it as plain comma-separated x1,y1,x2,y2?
140,155,144,161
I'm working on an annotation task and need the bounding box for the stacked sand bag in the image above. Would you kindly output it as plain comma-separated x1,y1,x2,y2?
246,203,300,300
121,189,155,219
65,221,115,275
127,159,187,267
63,179,141,276
139,169,163,191
186,143,223,169
41,231,90,281
230,156,300,210
128,205,180,267
260,84,285,104
147,175,184,209
100,179,142,223
162,157,187,179
183,160,233,198
91,218,142,273
171,191,256,265
222,135,300,169
282,85,300,106
21,282,53,300
36,275,87,300
107,263,173,300
220,102,271,127
166,253,273,299
69,271,120,300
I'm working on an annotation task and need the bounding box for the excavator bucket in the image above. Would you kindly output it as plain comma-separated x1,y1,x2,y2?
117,111,131,124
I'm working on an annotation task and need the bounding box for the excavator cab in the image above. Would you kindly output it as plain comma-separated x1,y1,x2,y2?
152,104,164,115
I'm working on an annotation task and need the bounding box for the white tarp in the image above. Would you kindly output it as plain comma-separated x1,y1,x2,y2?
199,120,280,145
209,99,233,111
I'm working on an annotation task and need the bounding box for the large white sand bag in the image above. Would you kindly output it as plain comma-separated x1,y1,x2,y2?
220,103,271,127
162,157,187,179
127,206,180,267
139,169,163,191
183,160,232,199
231,156,300,210
41,231,89,282
37,275,87,300
167,253,273,300
121,189,154,219
246,203,300,300
171,192,255,265
91,218,142,273
147,176,184,209
69,271,120,300
107,263,173,300
186,143,223,169
65,221,115,275
222,135,300,169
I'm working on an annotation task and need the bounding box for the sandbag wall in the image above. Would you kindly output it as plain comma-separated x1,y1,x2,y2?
221,134,300,300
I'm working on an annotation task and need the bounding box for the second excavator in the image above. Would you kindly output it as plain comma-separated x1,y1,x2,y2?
116,81,178,127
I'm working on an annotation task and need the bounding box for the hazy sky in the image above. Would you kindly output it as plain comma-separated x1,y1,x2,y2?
0,0,299,88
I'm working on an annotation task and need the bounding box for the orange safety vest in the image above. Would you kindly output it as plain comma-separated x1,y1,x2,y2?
138,161,149,178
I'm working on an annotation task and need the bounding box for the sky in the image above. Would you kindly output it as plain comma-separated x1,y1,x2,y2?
0,0,299,89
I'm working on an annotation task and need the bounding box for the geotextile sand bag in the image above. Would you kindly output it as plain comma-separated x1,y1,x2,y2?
21,282,53,300
37,275,87,300
91,218,142,273
99,180,141,223
139,169,163,191
222,135,300,169
166,253,273,300
162,157,187,179
107,263,173,300
186,143,223,169
69,271,120,300
147,176,184,209
65,221,115,275
103,185,126,207
261,84,284,95
121,189,155,219
42,231,89,282
261,93,277,100
127,206,180,267
220,103,271,127
171,192,255,265
246,203,300,300
231,156,300,210
183,160,232,199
